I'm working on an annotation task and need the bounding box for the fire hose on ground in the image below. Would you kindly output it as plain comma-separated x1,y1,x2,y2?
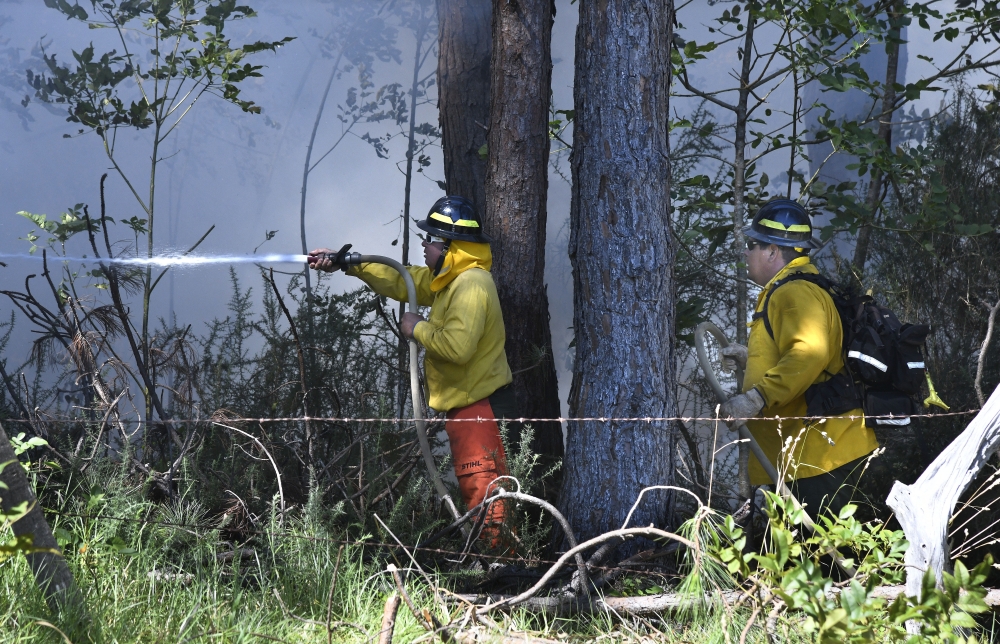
695,321,856,576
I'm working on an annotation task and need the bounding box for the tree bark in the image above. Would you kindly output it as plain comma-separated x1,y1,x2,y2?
561,0,676,547
730,8,757,502
483,0,564,469
0,421,82,612
852,0,903,274
437,0,492,214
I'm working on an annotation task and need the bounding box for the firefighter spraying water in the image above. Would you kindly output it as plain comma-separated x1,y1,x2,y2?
309,195,518,546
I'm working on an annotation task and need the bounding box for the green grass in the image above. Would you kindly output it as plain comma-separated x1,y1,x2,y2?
0,461,992,643
0,512,787,644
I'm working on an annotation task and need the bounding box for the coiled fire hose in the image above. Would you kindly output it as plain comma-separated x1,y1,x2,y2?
695,322,855,576
331,251,463,524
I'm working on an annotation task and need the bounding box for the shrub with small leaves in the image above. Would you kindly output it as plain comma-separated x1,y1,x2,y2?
713,491,990,642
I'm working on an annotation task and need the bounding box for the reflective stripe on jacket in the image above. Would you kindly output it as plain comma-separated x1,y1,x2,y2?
347,246,512,412
743,257,878,484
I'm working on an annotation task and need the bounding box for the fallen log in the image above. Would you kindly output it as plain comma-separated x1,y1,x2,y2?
216,548,256,563
887,382,1000,602
453,590,743,616
452,585,1000,617
452,628,559,644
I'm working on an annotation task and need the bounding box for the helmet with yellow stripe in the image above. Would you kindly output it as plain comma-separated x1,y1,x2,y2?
418,196,491,243
743,199,820,249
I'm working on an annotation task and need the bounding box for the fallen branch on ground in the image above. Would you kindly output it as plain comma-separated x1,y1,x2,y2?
450,585,1000,617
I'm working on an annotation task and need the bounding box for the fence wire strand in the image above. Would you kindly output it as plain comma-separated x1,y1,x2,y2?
0,409,981,425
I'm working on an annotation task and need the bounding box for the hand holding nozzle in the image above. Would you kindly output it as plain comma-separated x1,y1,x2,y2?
308,244,356,272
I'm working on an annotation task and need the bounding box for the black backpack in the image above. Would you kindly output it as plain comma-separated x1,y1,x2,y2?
754,272,930,428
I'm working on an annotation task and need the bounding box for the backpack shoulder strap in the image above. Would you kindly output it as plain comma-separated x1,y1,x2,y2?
752,272,831,340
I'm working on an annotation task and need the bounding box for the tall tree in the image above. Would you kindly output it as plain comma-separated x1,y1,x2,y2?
561,0,675,543
851,0,903,275
436,0,492,214
483,0,564,469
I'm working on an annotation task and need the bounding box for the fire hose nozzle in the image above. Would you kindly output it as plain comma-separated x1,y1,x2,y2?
312,244,361,269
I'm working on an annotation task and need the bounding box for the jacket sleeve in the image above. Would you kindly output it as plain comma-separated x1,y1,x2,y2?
412,276,487,365
755,285,833,408
346,263,434,307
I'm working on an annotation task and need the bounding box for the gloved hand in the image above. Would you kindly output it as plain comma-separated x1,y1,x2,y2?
719,343,748,374
308,244,353,272
400,312,424,339
719,388,764,429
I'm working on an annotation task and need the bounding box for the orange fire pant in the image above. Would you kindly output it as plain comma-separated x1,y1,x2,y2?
445,397,509,543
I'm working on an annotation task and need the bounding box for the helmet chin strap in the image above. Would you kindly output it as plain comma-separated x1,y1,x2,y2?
432,239,452,276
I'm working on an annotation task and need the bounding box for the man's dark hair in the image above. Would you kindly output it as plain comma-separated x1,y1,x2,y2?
779,246,809,263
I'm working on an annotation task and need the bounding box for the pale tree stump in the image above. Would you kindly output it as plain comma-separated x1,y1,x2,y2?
887,382,1000,602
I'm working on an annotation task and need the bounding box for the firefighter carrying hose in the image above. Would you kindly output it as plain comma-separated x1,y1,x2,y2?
719,199,879,518
308,195,515,544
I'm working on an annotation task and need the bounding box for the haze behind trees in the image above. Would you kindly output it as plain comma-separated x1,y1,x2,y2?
1,0,999,547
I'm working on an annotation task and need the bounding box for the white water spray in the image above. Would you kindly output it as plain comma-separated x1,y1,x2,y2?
0,252,312,268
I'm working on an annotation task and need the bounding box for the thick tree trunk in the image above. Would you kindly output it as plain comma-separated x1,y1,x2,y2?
562,0,676,546
437,0,492,214
483,0,564,470
0,421,82,612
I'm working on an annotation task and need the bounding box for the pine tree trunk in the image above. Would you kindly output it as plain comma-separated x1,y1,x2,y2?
562,0,676,546
0,421,82,612
483,0,564,471
437,0,492,214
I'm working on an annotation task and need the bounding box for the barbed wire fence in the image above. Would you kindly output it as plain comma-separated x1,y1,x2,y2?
1,409,980,425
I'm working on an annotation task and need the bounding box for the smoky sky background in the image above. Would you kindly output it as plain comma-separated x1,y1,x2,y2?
0,0,975,415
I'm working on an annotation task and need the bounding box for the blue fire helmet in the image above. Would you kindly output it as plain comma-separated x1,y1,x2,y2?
743,199,820,249
418,196,491,243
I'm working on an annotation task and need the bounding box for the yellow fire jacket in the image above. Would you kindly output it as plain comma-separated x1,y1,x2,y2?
743,257,878,484
347,241,512,412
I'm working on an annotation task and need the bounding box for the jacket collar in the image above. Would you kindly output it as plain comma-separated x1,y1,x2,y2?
430,240,492,292
755,256,817,310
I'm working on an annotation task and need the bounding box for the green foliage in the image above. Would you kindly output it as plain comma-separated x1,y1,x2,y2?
671,0,1000,250
497,422,560,559
0,428,54,564
674,507,737,616
10,0,297,440
28,0,293,130
17,205,99,254
0,460,32,563
669,103,734,347
711,492,993,642
8,432,48,460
